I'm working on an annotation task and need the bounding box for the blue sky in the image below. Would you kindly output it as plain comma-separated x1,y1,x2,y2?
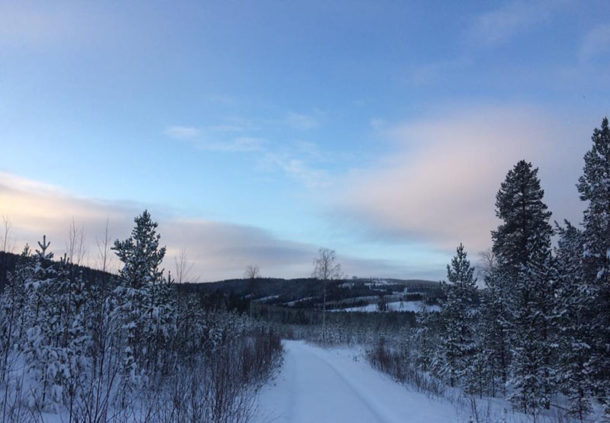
1,0,609,281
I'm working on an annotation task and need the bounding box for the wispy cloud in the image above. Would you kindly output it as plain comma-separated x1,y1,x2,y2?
579,24,610,63
199,136,265,152
468,0,568,46
261,153,330,189
164,125,264,152
165,115,331,187
285,112,319,130
165,125,201,140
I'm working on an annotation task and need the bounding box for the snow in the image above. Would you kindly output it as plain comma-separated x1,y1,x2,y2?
364,279,390,287
285,296,315,306
331,301,440,313
253,340,457,423
255,294,281,302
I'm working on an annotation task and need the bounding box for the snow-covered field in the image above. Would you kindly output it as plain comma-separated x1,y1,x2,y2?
332,301,440,313
254,340,458,423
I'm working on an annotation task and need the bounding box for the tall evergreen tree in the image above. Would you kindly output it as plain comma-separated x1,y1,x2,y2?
113,210,166,290
0,246,32,382
491,160,555,413
554,221,593,420
23,236,68,410
478,273,508,396
576,117,610,413
437,244,478,389
111,210,175,392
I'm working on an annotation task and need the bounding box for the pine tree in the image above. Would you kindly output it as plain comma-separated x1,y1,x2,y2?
437,244,479,389
475,284,502,396
0,246,32,381
492,160,555,413
554,221,593,420
576,117,610,414
477,248,510,397
23,235,67,410
111,210,174,393
113,210,166,290
51,255,90,411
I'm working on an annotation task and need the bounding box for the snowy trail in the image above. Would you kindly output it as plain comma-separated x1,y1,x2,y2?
254,340,457,423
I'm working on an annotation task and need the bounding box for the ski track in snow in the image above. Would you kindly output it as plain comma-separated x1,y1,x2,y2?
254,340,457,423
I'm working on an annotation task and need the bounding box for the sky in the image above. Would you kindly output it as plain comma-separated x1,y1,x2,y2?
1,0,609,281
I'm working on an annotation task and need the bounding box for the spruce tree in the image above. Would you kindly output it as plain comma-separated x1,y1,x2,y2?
477,278,506,396
438,244,478,389
554,221,593,420
491,160,555,413
576,117,610,413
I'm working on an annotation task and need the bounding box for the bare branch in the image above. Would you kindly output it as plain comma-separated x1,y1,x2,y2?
96,218,112,273
1,216,13,253
66,217,87,266
174,248,197,283
244,264,260,280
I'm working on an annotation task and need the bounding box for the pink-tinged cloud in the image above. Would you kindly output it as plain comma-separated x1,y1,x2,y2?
337,105,591,252
0,172,423,281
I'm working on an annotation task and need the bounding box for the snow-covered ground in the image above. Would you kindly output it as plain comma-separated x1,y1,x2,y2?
332,301,440,313
254,341,580,423
253,340,457,423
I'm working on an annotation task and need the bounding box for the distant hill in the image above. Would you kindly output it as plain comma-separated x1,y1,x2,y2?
178,277,443,310
0,250,442,312
0,250,115,292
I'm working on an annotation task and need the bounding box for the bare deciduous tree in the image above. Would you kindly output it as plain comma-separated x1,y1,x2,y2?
66,217,87,266
174,248,198,283
244,264,260,280
1,216,12,289
476,249,496,280
1,216,13,253
244,265,261,318
96,218,112,273
312,248,342,342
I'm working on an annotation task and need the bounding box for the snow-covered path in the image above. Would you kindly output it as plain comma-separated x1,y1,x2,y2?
254,340,458,423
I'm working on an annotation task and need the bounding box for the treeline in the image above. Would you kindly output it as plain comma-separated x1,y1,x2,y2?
0,250,115,293
180,277,443,310
0,211,282,423
409,118,610,420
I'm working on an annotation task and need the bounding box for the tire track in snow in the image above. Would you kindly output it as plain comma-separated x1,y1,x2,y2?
254,340,458,423
296,345,387,423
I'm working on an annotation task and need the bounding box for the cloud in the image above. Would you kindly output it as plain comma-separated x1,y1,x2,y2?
164,126,201,140
286,112,319,130
0,3,117,50
579,24,610,63
165,117,332,186
165,125,264,152
468,0,568,46
261,153,330,189
336,105,589,252
0,5,72,46
219,137,265,152
0,171,417,281
196,136,265,153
